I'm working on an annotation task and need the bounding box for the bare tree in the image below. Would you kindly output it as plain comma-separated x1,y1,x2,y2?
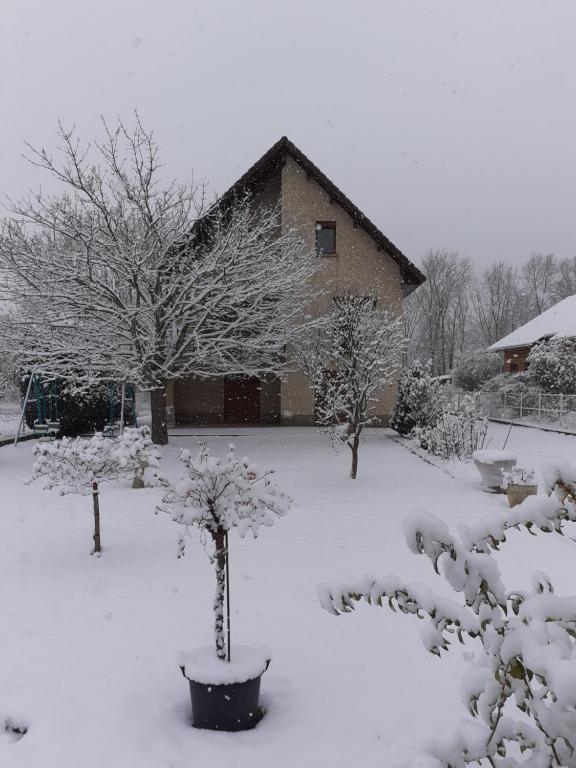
552,256,576,302
0,116,317,444
403,287,426,363
408,250,570,367
519,252,556,320
470,262,521,347
299,294,405,479
407,250,471,374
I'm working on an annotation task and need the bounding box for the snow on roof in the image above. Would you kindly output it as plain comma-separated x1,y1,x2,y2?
489,295,576,351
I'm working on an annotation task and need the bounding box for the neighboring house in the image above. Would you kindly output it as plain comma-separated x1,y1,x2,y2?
489,294,576,372
167,136,425,426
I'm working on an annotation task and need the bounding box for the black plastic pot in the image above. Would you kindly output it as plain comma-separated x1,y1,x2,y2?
181,661,269,731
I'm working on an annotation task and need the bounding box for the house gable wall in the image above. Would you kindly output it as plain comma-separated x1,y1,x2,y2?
170,156,408,427
280,155,404,425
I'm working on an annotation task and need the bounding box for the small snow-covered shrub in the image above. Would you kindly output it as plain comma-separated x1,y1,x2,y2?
412,395,487,460
481,371,541,417
30,428,166,553
158,443,289,661
452,351,501,392
110,426,166,488
502,466,535,487
527,337,576,394
31,432,119,494
320,471,576,767
391,359,443,436
480,371,533,395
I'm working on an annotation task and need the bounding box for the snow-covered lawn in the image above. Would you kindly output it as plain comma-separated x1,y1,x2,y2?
0,401,25,442
1,424,575,767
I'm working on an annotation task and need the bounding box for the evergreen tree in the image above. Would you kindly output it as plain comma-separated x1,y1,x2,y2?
390,359,442,436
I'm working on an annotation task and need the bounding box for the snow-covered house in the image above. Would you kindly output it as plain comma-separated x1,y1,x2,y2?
489,294,576,372
168,137,425,426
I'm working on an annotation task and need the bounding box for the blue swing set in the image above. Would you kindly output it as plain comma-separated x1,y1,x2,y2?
102,381,137,437
31,375,61,437
14,375,137,445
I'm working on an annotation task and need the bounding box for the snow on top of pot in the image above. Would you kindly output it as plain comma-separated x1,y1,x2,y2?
472,449,517,464
180,645,271,685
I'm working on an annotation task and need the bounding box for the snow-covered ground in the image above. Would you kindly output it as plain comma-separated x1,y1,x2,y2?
0,401,25,442
0,423,575,767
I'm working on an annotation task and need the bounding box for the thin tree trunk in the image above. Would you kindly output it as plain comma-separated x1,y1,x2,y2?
92,481,101,554
225,531,231,662
212,528,227,661
350,433,360,479
150,383,168,445
132,459,147,489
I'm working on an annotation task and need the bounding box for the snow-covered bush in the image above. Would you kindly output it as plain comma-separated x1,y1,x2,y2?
390,359,443,437
481,372,542,417
527,337,576,394
30,427,165,553
452,351,501,392
480,371,533,396
158,443,289,660
502,466,535,487
110,426,166,488
320,472,576,767
412,395,487,460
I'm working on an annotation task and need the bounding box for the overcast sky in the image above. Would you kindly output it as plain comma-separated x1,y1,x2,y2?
1,0,575,269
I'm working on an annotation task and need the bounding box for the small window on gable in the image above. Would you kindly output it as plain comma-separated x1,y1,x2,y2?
315,221,336,255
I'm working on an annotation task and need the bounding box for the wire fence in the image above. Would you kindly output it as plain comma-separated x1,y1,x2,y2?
478,392,576,430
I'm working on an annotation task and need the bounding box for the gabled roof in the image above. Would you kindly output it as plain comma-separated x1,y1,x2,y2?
210,136,425,293
489,295,576,351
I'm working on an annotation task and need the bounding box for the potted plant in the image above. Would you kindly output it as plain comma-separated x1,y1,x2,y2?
503,466,538,507
158,442,289,731
472,448,517,492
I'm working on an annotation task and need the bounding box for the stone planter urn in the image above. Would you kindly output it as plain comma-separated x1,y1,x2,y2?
472,449,517,492
506,483,538,508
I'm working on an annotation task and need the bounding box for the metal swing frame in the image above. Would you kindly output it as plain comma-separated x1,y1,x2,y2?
14,376,138,445
14,373,61,445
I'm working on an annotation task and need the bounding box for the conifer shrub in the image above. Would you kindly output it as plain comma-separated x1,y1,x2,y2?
390,360,443,436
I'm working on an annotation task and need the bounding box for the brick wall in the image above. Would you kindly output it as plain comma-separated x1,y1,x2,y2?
502,346,531,373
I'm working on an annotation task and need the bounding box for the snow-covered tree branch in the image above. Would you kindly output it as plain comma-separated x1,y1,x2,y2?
319,468,576,766
0,115,317,444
